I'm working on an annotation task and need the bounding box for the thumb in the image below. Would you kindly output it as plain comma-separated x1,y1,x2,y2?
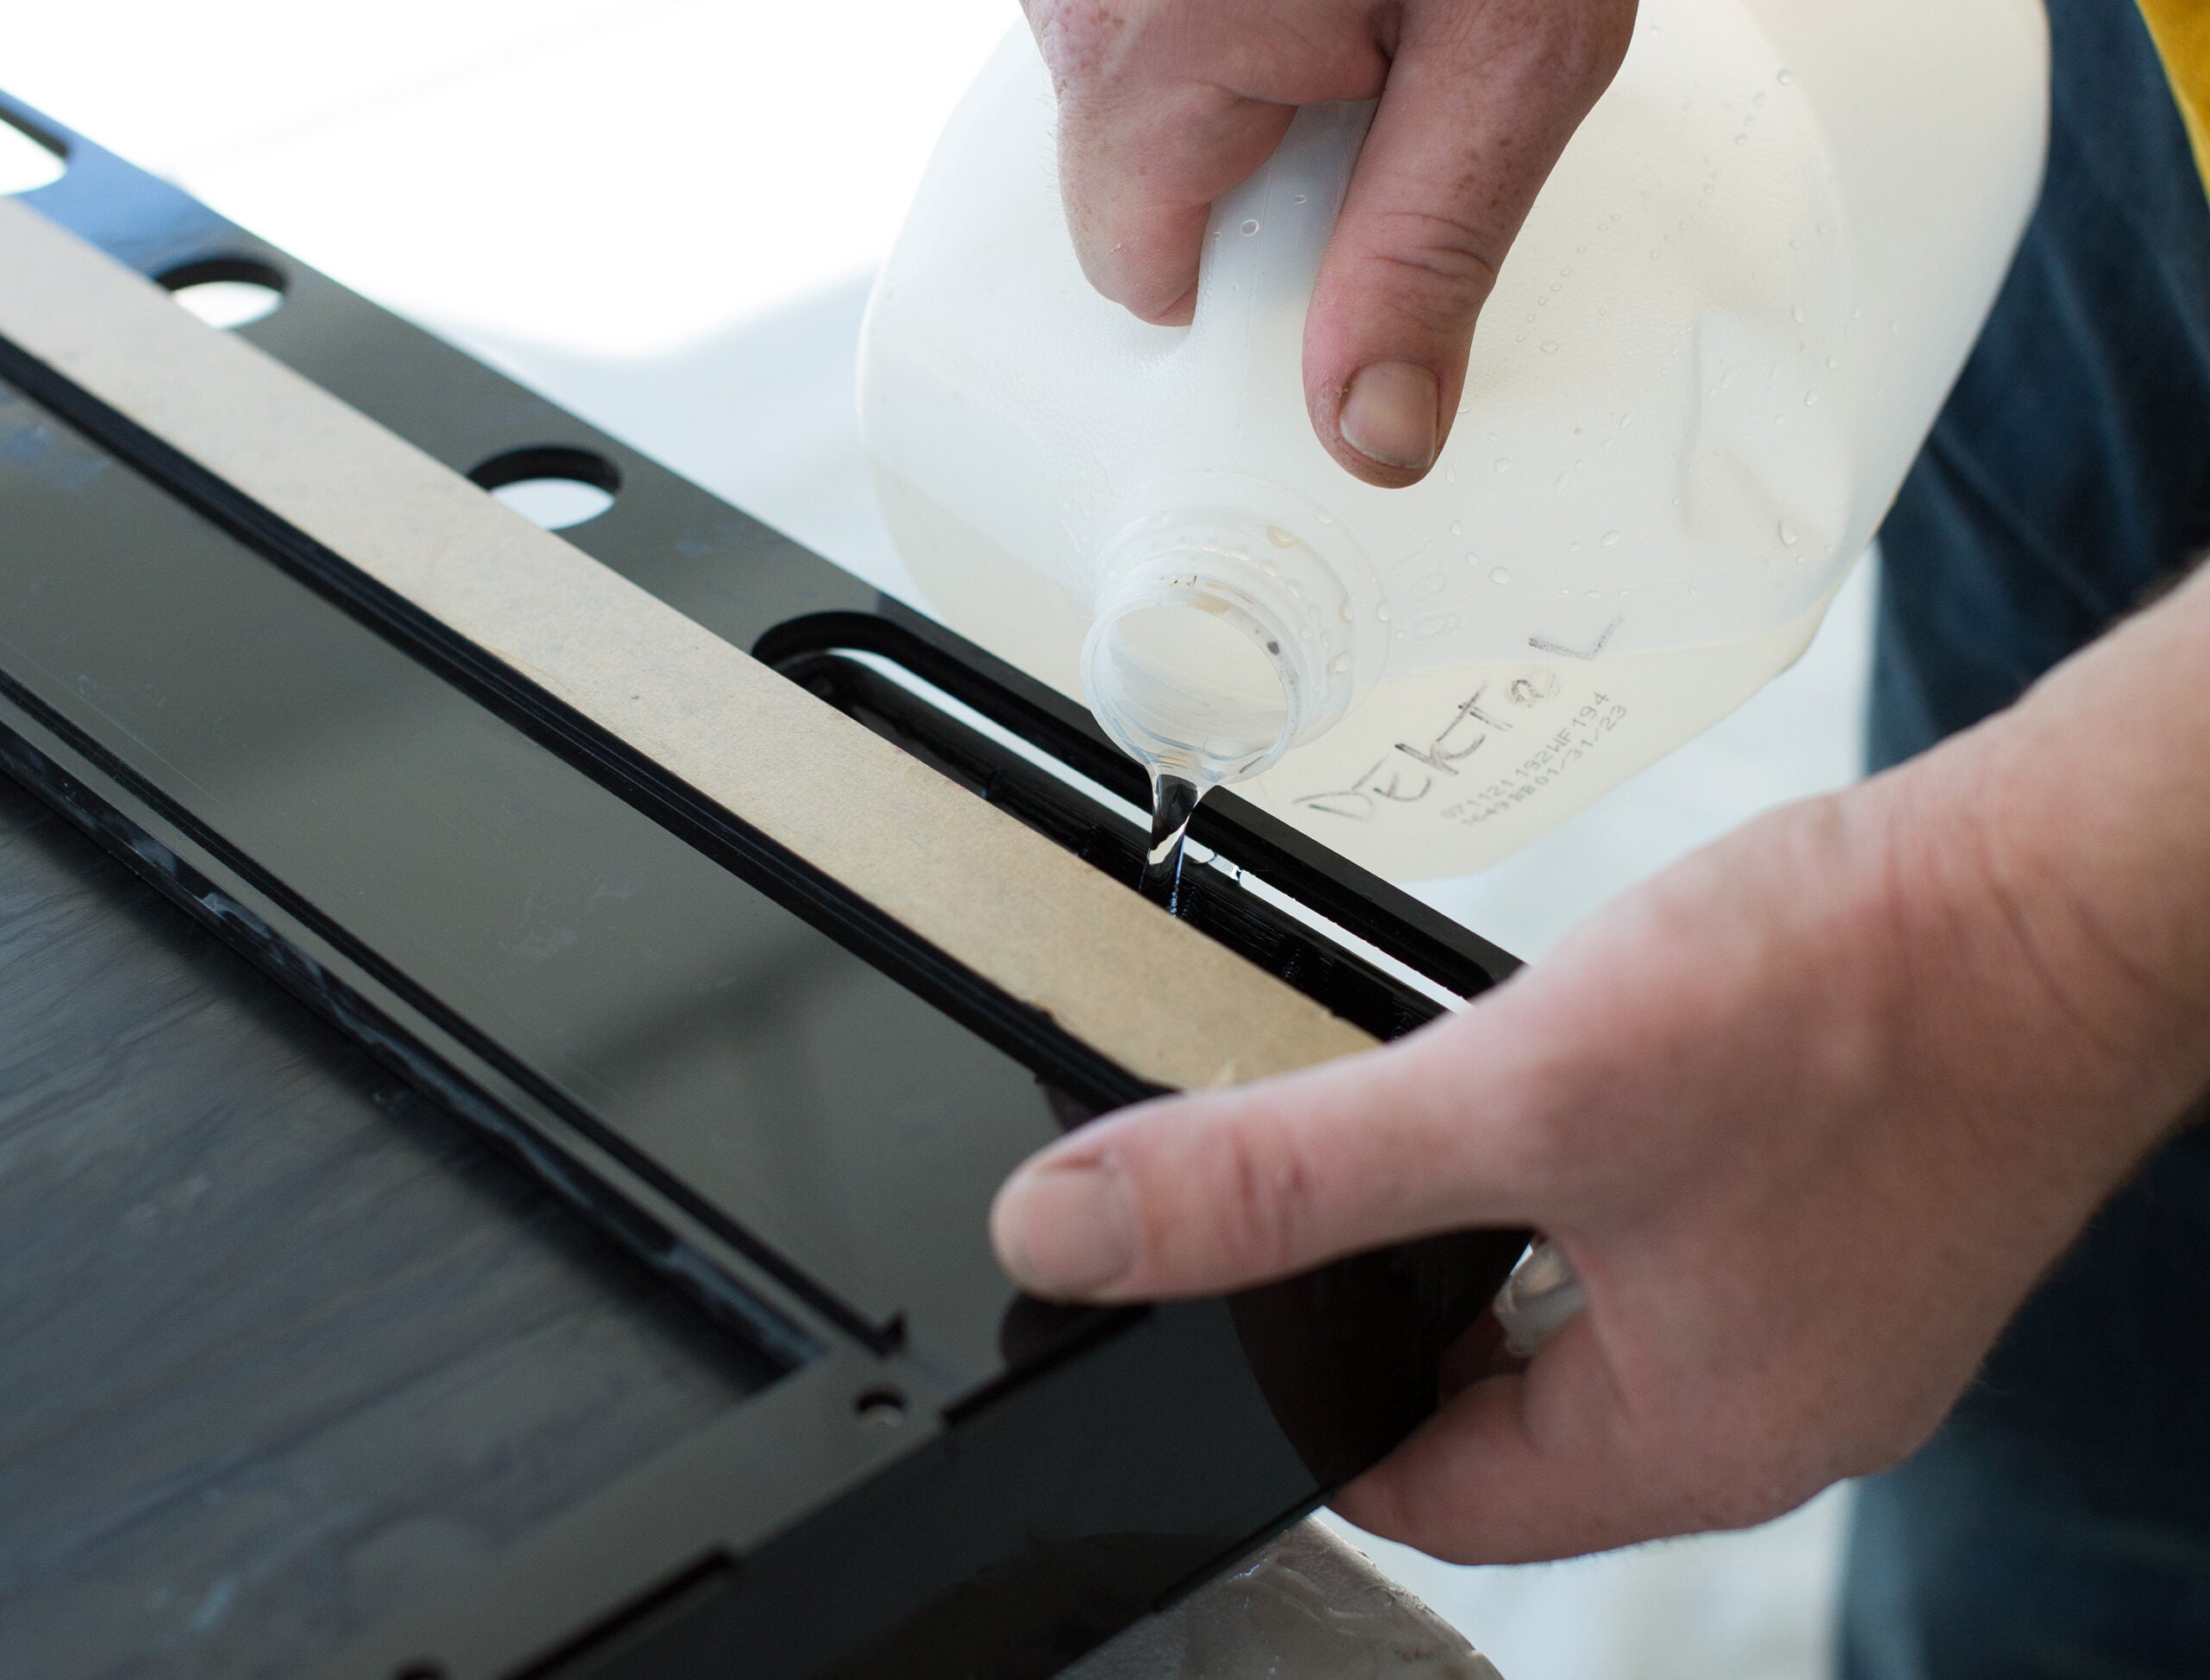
1308,0,1636,486
988,1022,1532,1302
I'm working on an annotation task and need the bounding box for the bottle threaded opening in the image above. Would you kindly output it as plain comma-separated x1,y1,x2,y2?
1082,507,1365,786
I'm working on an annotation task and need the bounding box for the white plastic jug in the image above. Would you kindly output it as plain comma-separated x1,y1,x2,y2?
860,1,2049,880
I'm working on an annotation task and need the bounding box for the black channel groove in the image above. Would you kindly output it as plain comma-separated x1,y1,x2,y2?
0,663,864,1356
0,704,826,1371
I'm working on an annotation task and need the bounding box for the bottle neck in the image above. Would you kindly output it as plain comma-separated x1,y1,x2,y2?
1081,505,1368,787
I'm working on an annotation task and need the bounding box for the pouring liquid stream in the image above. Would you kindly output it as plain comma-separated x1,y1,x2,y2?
1140,769,1207,914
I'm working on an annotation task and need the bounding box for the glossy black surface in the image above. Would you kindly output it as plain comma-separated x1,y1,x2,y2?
0,375,1066,1393
0,763,780,1678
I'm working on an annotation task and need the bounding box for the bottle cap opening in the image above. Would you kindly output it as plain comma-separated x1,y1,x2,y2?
1082,504,1367,786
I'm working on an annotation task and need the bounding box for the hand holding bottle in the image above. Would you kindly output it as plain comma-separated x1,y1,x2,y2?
989,560,2210,1557
868,2,2044,875
1022,0,1639,485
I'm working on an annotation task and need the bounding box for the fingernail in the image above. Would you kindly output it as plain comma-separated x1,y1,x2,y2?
1339,361,1440,471
990,1157,1138,1299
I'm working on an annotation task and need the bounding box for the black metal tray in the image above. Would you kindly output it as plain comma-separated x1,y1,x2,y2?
0,92,1525,1680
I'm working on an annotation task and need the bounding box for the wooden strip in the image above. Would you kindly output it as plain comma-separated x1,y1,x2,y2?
0,199,1374,1089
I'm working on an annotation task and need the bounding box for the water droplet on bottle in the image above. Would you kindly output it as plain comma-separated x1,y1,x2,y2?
1339,602,1356,623
1541,340,1560,354
1266,526,1298,548
1826,355,1840,369
1240,218,1261,236
1375,603,1392,622
1602,529,1621,546
1791,303,1805,324
1299,625,1314,640
1291,193,1307,205
1803,389,1819,407
1734,133,1749,148
1329,654,1350,673
1777,66,1796,85
1495,458,1512,473
1490,566,1511,585
1449,520,1465,536
1778,519,1800,546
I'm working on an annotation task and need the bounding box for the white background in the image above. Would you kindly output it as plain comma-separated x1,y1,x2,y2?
3,7,1870,1674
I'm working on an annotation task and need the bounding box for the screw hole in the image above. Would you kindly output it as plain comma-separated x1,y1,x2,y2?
467,445,621,531
157,256,288,330
854,1387,906,1430
0,114,66,195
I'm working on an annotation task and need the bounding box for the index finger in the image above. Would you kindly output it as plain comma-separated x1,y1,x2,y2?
988,1011,1544,1302
1026,0,1389,323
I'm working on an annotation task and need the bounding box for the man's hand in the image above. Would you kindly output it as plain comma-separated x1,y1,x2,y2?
1024,0,1639,487
989,567,2210,1563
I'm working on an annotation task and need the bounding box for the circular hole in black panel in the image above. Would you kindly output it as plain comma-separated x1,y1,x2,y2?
0,114,67,194
854,1386,907,1431
468,445,622,531
157,256,288,330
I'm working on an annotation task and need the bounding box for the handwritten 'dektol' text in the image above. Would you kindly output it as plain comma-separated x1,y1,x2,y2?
1293,670,1629,827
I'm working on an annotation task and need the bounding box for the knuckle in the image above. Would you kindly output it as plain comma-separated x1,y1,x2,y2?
1203,1115,1325,1277
1489,0,1638,101
1559,3,1640,92
1030,0,1135,92
1360,211,1501,335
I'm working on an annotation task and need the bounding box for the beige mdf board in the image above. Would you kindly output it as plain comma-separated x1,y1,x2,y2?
0,198,1377,1094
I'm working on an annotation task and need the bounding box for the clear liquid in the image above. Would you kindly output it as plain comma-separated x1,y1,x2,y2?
1141,769,1206,914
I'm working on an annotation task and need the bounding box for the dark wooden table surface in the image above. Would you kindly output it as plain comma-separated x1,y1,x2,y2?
0,771,779,1679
